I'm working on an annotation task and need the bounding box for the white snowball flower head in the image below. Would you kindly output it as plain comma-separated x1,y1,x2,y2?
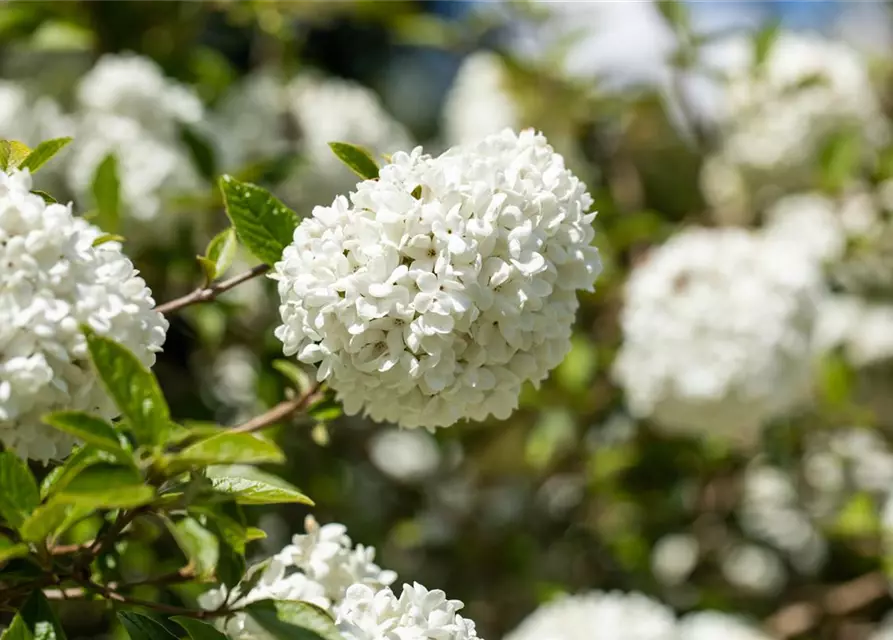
337,582,479,640
274,128,601,428
503,591,677,640
199,515,397,637
0,169,168,461
613,227,822,445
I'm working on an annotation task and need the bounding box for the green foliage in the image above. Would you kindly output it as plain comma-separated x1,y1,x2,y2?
117,612,177,640
17,137,72,172
245,600,342,640
180,125,217,183
327,141,380,180
31,189,57,204
3,591,68,640
205,465,314,505
42,411,129,455
84,327,172,447
219,175,300,265
0,453,39,529
0,139,32,171
0,534,29,564
174,432,285,467
91,153,120,233
197,227,237,283
171,618,227,640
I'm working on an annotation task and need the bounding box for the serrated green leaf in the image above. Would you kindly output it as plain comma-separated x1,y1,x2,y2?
0,140,32,171
92,153,120,234
55,464,154,509
117,612,177,640
18,137,72,173
31,190,57,204
205,465,313,506
219,175,299,265
199,227,237,282
3,590,67,640
92,233,125,247
175,432,284,468
328,141,379,180
0,534,29,564
84,328,171,446
18,499,90,543
0,452,39,529
170,618,227,640
42,411,127,455
168,517,219,580
245,600,341,640
180,125,217,183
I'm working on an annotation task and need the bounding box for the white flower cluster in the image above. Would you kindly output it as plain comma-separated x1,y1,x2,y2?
337,582,479,640
274,129,601,429
701,32,886,213
442,52,519,147
504,591,773,640
201,517,477,640
613,227,822,445
279,74,413,212
0,169,167,461
65,53,204,225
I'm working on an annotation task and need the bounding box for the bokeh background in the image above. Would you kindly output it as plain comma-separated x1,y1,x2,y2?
6,1,893,638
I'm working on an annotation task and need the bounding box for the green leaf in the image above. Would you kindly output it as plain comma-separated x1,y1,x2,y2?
171,618,227,640
117,612,177,640
198,227,237,282
84,328,171,446
205,465,314,505
18,500,91,543
191,506,246,555
655,0,690,34
0,534,29,564
31,190,57,204
219,175,299,265
55,464,154,509
272,360,312,394
91,153,120,234
753,19,781,68
819,127,862,194
40,445,126,499
0,140,31,171
169,517,219,580
0,452,39,529
180,125,217,183
42,411,127,455
3,590,67,640
245,600,341,640
18,137,72,173
246,527,267,542
328,141,379,180
92,233,125,247
175,432,284,468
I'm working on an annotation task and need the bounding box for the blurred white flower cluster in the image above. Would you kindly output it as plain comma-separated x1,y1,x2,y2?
443,52,519,147
504,590,771,640
613,227,822,446
201,516,477,640
701,32,887,217
274,128,601,429
65,54,204,227
0,169,167,461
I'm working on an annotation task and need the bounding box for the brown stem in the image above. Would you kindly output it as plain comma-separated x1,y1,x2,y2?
765,571,889,638
156,264,270,315
229,384,324,434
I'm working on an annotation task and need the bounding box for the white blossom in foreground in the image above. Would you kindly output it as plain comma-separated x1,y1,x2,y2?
66,53,204,225
613,227,822,445
503,591,677,640
279,74,413,212
677,611,774,640
274,129,601,428
701,32,886,213
0,169,167,461
443,51,519,147
337,582,479,640
199,516,396,637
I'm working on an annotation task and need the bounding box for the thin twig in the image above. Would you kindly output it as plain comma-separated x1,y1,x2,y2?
156,264,270,315
229,383,324,434
77,580,228,619
765,571,888,638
